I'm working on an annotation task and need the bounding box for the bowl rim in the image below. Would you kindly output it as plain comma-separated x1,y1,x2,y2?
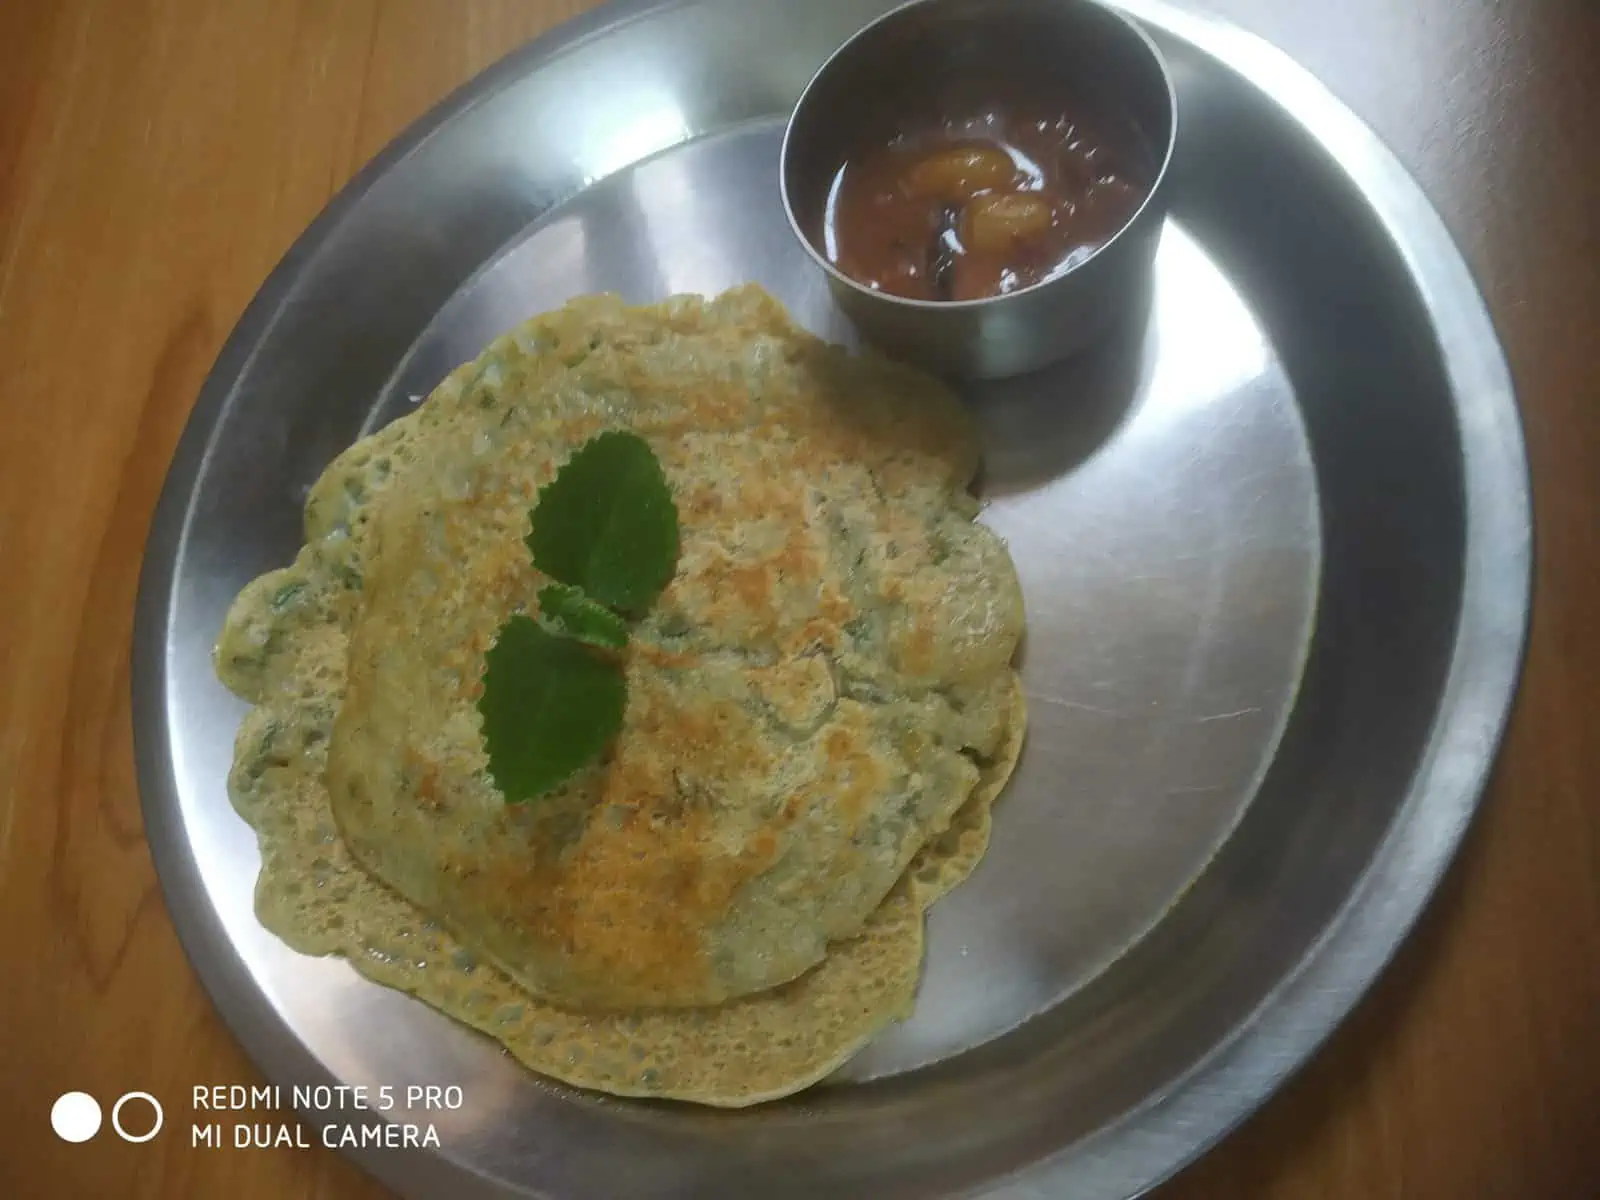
778,0,1180,312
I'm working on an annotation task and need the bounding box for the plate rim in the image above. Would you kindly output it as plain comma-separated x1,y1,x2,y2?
131,0,1533,1196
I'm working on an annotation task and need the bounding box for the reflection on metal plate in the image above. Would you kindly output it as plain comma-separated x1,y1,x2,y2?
387,123,1317,1080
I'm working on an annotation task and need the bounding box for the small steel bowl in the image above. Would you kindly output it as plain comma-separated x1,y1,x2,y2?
781,0,1177,379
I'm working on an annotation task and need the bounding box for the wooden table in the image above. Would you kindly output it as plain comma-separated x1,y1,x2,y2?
2,1,1595,1196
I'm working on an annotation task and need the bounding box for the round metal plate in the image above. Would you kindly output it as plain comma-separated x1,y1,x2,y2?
132,1,1531,1197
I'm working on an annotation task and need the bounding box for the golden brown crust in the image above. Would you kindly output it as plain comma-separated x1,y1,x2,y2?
215,286,1028,1103
319,287,1024,1010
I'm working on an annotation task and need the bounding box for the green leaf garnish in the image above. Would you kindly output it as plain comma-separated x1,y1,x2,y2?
527,430,680,613
477,431,679,803
477,616,626,803
537,582,630,651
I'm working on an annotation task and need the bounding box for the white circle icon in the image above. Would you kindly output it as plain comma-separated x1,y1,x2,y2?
51,1092,103,1143
111,1092,164,1143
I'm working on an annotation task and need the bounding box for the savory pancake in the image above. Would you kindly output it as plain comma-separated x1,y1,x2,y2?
215,285,1027,1103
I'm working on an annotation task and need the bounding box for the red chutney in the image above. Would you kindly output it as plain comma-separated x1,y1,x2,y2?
820,87,1150,302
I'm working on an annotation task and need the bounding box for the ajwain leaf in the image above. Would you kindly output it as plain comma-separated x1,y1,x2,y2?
537,582,630,651
527,431,680,613
477,615,626,803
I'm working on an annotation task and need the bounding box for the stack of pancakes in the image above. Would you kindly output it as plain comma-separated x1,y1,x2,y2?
215,285,1026,1105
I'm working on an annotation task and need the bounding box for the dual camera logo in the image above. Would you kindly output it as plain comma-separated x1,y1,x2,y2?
50,1091,164,1144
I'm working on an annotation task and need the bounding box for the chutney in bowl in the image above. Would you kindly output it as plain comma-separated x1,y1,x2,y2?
782,0,1176,378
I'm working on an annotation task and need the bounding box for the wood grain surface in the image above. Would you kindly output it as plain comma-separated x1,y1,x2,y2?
1,1,1595,1197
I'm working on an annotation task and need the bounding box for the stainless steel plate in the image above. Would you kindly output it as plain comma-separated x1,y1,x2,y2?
132,1,1531,1197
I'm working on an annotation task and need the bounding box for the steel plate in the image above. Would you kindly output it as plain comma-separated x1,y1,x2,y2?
132,1,1531,1197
